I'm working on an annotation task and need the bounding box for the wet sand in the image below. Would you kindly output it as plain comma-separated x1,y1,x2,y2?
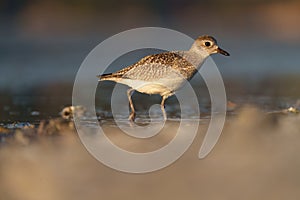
1,106,300,200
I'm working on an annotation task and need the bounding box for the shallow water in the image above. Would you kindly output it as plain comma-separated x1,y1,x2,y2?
0,106,300,200
1,1,300,199
1,27,300,200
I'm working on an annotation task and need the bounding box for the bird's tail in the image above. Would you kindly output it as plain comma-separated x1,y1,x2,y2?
97,73,122,81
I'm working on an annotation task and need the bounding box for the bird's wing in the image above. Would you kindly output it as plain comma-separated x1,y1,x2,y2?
100,52,194,81
98,55,152,80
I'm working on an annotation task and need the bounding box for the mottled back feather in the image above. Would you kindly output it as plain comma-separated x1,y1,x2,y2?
99,52,198,81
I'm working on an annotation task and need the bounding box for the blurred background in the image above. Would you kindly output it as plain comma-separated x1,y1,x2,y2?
1,1,300,200
1,0,300,122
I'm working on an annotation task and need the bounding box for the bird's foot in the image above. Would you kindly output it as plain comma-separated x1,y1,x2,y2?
161,106,167,121
162,112,167,121
128,112,136,122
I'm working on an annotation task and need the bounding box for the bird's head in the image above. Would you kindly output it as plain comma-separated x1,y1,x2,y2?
192,35,230,56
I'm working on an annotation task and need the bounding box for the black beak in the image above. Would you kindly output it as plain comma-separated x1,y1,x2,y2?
217,47,230,56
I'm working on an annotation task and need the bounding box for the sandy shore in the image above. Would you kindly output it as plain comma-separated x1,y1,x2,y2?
0,106,300,200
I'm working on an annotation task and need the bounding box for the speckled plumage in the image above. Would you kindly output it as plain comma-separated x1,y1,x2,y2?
98,35,230,121
100,51,200,82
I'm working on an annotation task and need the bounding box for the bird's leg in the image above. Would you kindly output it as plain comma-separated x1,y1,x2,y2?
127,88,136,121
160,95,168,121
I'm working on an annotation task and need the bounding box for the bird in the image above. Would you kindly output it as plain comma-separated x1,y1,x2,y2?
98,35,230,121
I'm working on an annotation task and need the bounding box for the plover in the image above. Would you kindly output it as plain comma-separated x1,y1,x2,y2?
98,35,229,121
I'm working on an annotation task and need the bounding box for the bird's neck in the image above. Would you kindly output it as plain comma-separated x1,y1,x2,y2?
182,45,209,69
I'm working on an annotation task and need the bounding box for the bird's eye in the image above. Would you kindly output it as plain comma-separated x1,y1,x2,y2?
204,42,211,47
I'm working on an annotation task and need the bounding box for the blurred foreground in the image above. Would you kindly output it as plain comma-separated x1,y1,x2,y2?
1,0,300,199
0,106,300,200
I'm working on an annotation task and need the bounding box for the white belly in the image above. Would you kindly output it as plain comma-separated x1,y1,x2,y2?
118,76,187,96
